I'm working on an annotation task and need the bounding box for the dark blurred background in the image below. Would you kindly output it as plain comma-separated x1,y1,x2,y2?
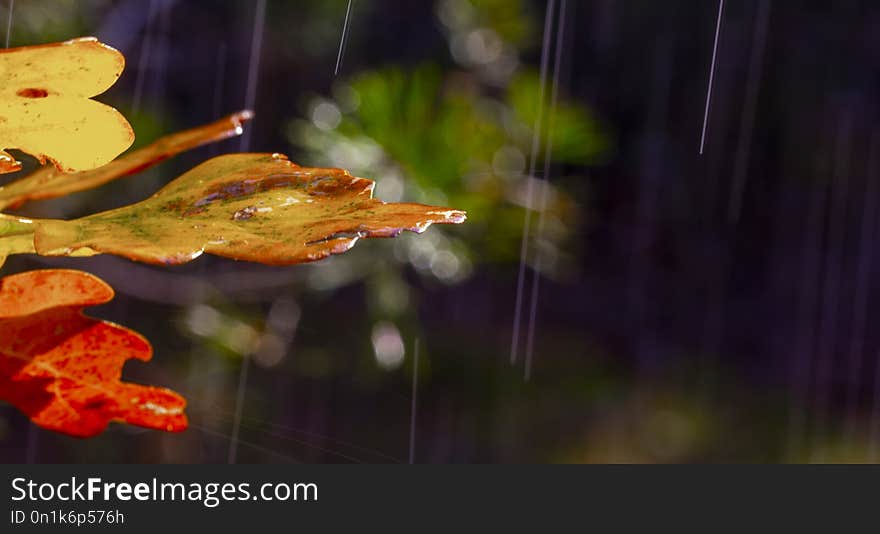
1,0,879,463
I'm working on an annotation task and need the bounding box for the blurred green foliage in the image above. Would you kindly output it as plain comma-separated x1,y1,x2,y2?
508,72,611,165
279,1,613,412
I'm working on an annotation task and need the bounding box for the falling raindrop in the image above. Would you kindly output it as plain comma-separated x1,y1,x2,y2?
525,0,569,382
334,0,354,76
4,0,12,48
699,0,725,155
510,0,556,366
229,0,268,465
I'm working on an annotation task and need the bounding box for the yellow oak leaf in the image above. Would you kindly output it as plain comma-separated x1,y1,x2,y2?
0,37,134,174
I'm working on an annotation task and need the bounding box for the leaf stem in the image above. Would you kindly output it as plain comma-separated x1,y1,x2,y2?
0,213,36,237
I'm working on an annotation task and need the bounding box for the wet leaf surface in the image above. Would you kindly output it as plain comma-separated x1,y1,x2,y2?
0,269,187,437
0,110,253,210
31,153,467,265
0,37,134,174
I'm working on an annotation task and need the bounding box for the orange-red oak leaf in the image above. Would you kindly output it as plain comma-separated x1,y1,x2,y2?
0,110,253,210
31,153,467,266
0,269,187,437
0,37,134,174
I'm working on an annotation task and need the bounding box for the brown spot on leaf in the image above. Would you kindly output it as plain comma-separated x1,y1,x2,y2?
16,88,49,98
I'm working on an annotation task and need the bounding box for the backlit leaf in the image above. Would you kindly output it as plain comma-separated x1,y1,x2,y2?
0,269,187,437
0,110,253,210
0,37,134,174
28,153,467,266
